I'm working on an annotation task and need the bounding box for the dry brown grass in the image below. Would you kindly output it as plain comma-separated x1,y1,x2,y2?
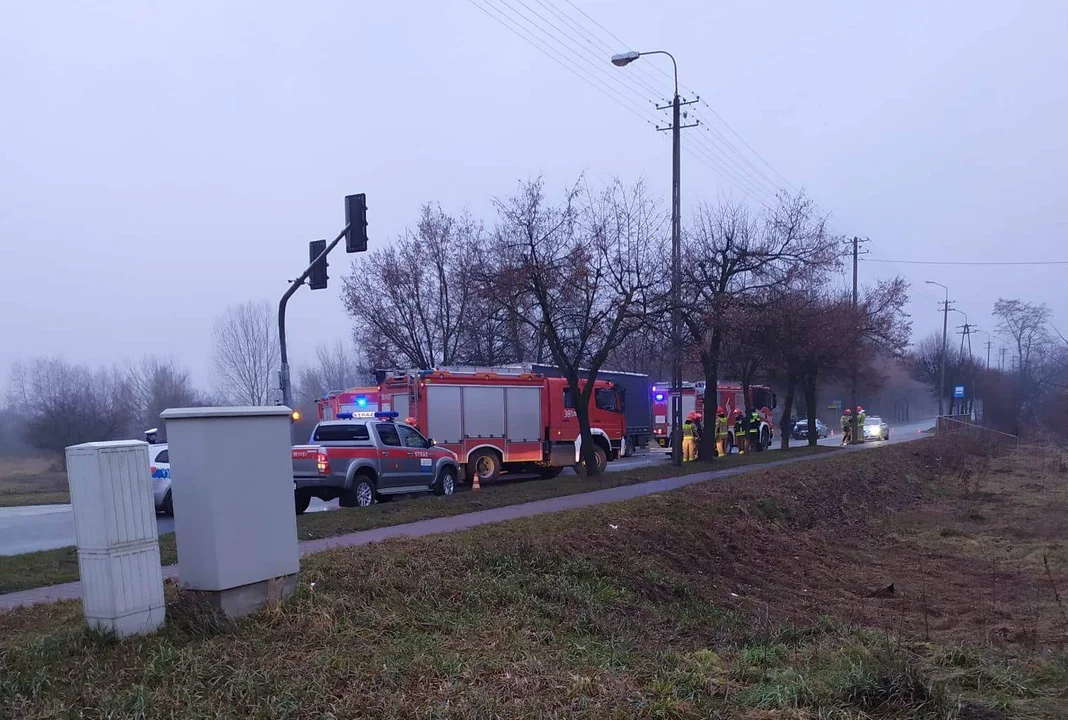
0,457,69,507
1,439,1066,717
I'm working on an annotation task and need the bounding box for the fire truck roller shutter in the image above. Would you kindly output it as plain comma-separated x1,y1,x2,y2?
463,386,506,438
505,387,542,442
426,386,462,444
391,393,410,419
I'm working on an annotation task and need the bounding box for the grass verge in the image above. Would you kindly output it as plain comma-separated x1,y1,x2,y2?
0,458,69,508
1,439,1062,718
0,445,830,595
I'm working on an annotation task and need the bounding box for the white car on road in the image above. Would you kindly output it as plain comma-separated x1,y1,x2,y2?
149,444,173,515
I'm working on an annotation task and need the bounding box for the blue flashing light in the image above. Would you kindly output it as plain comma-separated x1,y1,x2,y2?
335,412,354,419
374,411,400,420
356,396,368,408
653,392,665,402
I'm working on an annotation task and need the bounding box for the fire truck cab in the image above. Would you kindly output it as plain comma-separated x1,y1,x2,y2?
317,386,380,421
378,367,626,483
652,380,776,452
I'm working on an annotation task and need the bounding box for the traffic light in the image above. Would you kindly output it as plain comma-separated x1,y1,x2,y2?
308,239,328,290
345,193,368,253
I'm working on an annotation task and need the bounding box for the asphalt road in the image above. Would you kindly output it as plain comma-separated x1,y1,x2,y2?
0,418,933,557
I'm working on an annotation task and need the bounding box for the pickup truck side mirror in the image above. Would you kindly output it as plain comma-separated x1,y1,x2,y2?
427,438,436,447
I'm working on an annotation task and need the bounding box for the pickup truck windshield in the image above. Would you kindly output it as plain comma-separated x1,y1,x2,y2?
313,424,370,442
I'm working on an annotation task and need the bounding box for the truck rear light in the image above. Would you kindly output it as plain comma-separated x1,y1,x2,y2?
317,452,330,475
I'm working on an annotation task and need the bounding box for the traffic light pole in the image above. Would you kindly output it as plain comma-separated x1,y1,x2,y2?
278,224,349,408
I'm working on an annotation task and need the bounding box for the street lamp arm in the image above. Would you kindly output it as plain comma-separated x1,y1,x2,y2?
638,50,678,96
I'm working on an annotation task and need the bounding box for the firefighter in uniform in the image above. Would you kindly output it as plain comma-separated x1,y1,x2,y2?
734,408,747,455
682,412,697,462
715,407,729,458
856,406,866,442
693,412,704,461
748,408,762,451
840,408,852,445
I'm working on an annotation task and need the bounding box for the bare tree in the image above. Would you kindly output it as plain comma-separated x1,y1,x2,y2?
994,298,1051,380
682,192,840,458
126,356,202,439
483,177,667,475
6,358,132,464
342,204,481,369
296,341,369,407
211,301,279,405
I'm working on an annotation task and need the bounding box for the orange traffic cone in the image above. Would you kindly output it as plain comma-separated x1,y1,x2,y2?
472,474,481,492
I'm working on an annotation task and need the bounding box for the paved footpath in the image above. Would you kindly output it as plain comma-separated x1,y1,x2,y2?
0,437,921,611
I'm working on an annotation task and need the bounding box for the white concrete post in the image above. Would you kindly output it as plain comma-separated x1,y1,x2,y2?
66,440,165,637
159,406,299,617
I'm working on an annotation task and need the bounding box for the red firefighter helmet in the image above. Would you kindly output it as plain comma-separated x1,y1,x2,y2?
694,412,703,421
856,406,864,412
405,416,418,426
717,406,725,415
844,408,852,415
686,412,696,421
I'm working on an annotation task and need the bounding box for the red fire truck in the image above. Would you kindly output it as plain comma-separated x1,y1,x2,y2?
316,386,381,421
378,367,627,483
652,380,777,451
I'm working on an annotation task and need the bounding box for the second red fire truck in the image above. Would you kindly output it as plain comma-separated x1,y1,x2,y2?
377,367,627,483
652,381,777,451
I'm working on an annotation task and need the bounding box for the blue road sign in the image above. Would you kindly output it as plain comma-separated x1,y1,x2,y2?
953,385,965,398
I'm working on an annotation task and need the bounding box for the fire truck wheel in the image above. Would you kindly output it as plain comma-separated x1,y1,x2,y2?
468,450,501,484
576,445,608,475
434,466,457,496
294,488,312,515
537,466,563,479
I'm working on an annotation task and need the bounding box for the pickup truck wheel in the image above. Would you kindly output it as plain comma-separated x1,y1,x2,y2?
294,488,312,515
467,449,501,484
354,479,375,508
434,466,457,496
161,490,173,516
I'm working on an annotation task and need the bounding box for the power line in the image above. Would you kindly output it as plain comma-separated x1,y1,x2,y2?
464,0,658,127
515,0,787,202
863,258,1068,266
469,0,837,215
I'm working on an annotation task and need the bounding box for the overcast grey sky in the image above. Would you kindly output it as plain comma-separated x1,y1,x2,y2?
2,0,1066,387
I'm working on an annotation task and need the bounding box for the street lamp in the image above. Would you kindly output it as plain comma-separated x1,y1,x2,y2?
925,280,949,417
612,48,685,466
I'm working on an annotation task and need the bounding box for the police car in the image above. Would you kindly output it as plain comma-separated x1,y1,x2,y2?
146,428,173,515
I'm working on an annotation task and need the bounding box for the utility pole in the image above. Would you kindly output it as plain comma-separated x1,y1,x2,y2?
999,346,1006,372
985,340,992,369
612,49,696,466
848,236,868,444
956,322,975,415
925,281,951,418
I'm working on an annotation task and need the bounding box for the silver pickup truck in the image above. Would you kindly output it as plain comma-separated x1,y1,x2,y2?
292,416,460,514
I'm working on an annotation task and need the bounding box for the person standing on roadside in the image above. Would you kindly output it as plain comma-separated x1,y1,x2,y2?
693,412,704,461
681,413,697,462
748,408,762,452
715,407,729,458
840,408,852,445
735,408,748,455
